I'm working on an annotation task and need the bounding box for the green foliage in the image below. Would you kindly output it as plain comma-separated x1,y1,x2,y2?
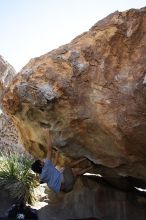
0,152,39,204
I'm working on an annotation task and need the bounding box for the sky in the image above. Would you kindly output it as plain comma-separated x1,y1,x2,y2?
0,0,146,72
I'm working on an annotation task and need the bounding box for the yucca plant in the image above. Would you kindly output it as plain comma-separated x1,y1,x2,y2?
0,151,39,204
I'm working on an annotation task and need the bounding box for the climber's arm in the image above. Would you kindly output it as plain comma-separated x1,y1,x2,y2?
44,129,52,160
47,133,52,160
54,150,59,166
47,141,52,160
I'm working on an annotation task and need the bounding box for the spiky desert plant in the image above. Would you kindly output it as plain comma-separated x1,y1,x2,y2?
0,151,39,204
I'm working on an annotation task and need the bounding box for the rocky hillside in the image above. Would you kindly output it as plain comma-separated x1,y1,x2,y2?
0,56,23,153
0,56,16,100
0,113,23,153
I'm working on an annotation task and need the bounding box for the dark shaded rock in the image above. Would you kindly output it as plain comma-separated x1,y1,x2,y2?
0,190,14,218
37,176,146,220
68,218,100,220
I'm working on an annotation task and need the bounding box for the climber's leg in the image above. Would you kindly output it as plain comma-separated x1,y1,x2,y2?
72,165,93,176
69,157,87,168
61,166,76,192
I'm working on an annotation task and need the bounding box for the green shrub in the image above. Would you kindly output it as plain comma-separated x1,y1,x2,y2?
0,152,39,204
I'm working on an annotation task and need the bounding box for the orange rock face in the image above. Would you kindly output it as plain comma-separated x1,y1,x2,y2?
2,8,146,180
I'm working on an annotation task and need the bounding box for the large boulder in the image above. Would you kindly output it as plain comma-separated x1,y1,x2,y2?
2,8,146,182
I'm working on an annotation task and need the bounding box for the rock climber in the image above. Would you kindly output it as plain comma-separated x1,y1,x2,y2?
31,129,92,193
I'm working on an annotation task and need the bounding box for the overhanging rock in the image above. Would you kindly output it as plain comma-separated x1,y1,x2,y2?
2,8,146,182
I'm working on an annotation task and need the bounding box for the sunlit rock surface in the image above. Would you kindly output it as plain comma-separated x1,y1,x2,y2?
2,8,146,184
0,56,23,153
0,56,16,100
